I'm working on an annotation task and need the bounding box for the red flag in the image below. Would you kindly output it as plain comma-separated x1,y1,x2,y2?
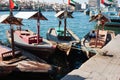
101,0,104,4
68,0,70,5
9,0,14,9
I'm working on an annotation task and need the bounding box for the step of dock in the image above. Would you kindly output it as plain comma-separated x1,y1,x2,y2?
61,34,120,80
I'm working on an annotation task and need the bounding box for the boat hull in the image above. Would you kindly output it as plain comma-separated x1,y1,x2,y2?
14,41,55,58
81,30,115,58
105,22,120,27
0,65,16,77
47,28,80,45
6,30,56,59
2,71,53,79
0,45,57,77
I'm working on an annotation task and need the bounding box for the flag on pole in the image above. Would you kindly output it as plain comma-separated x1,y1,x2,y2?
101,0,113,6
68,0,76,7
9,0,15,9
68,0,70,5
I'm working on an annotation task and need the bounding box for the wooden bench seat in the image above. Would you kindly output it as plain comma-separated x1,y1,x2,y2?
1,50,22,61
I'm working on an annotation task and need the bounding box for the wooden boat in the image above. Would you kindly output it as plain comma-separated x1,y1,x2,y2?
81,30,115,58
0,44,58,77
0,6,58,77
5,11,56,58
105,22,120,27
102,6,120,23
46,10,80,46
0,65,16,77
99,4,120,27
6,29,55,56
102,10,120,27
85,10,116,58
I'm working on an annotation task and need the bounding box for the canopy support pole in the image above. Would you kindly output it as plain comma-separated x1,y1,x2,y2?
64,11,67,38
95,29,99,47
37,12,40,44
10,24,15,58
64,18,67,38
10,8,15,58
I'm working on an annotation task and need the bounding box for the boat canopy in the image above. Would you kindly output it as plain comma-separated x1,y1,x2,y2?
0,14,22,26
55,10,73,19
89,12,111,22
0,14,9,23
102,13,111,22
15,12,48,20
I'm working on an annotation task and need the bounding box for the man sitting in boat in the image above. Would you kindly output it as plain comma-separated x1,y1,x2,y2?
89,30,96,39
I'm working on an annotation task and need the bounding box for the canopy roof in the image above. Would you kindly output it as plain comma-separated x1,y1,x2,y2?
15,11,48,20
0,14,23,26
89,12,111,22
55,10,73,19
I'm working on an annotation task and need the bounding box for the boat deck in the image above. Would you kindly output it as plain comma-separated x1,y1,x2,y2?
89,30,108,48
47,28,80,45
81,30,115,58
48,28,59,42
14,30,43,44
82,30,115,48
61,34,120,80
0,46,11,55
0,45,11,61
7,30,53,47
0,45,52,73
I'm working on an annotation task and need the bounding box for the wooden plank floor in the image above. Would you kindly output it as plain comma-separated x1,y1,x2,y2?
61,34,120,80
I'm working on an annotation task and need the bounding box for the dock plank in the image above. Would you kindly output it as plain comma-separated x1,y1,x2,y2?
61,34,120,80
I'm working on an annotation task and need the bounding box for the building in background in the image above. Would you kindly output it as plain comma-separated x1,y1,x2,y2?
0,0,88,11
88,0,100,9
81,2,87,9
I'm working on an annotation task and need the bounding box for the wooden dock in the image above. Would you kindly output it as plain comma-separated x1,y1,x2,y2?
61,34,120,80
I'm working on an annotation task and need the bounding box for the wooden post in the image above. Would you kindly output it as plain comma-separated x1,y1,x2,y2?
101,19,105,30
37,12,40,44
9,6,15,58
64,18,67,38
58,20,61,30
64,11,67,38
95,29,99,47
10,24,15,58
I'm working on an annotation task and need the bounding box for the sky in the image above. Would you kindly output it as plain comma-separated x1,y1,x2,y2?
41,0,88,4
38,0,120,4
5,0,120,4
5,0,88,4
118,0,120,4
